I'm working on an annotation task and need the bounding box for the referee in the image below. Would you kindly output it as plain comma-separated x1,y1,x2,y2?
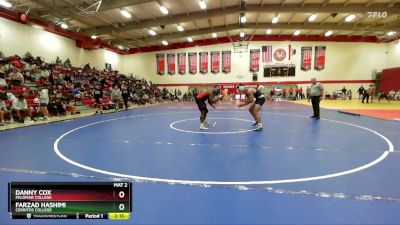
310,78,324,120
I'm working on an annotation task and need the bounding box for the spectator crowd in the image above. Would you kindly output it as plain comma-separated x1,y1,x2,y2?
0,51,180,126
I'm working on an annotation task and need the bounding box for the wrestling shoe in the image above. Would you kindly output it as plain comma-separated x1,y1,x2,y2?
254,123,263,131
200,124,209,130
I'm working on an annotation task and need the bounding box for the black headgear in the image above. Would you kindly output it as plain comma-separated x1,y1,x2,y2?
237,83,245,92
212,85,220,95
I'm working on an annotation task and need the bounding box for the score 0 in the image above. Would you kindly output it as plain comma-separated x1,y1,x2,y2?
114,183,130,212
367,11,388,18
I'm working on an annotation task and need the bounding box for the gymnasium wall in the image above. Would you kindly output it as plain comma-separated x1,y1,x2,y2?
2,16,398,94
122,41,393,93
380,67,400,92
386,40,400,68
0,17,122,70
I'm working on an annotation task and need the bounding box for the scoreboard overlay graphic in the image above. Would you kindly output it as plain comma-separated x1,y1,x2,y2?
8,182,132,220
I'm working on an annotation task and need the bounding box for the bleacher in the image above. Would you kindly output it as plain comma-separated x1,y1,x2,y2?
0,52,171,127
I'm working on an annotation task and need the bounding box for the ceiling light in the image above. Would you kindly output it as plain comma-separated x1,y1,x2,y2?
91,35,97,39
60,23,68,29
325,30,333,36
308,14,317,22
293,30,301,36
199,0,207,10
177,25,184,32
162,40,168,46
266,29,272,34
240,16,246,23
0,0,12,8
387,31,396,36
240,31,245,38
148,29,157,36
120,9,132,18
212,32,217,38
345,14,356,22
188,37,193,42
160,6,169,15
272,16,279,24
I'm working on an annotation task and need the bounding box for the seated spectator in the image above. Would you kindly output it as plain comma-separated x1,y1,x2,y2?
11,95,32,123
33,67,42,81
388,90,395,100
0,74,6,87
64,73,72,83
142,92,149,104
7,68,24,86
72,86,84,105
0,63,6,77
0,98,10,126
0,89,6,100
65,100,77,115
47,95,66,116
41,67,50,78
395,90,400,101
7,92,17,101
378,92,391,103
131,92,143,105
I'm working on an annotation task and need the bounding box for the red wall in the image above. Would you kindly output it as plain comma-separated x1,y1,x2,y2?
380,67,400,92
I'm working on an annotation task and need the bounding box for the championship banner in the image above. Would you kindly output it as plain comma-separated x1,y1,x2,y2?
210,51,220,74
167,53,176,75
250,49,260,72
156,54,165,75
188,52,197,74
301,47,312,71
199,52,208,74
222,51,231,73
177,53,186,75
314,46,326,71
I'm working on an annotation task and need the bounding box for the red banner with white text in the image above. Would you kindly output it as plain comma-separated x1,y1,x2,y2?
177,53,186,75
188,52,197,74
210,51,220,74
301,47,312,71
314,46,326,71
167,53,176,75
222,51,231,73
199,52,208,74
156,54,165,75
250,49,260,72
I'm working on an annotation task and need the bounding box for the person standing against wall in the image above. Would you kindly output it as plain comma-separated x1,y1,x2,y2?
357,85,364,100
111,85,122,110
368,84,376,103
121,84,130,110
362,88,369,103
309,78,324,120
306,86,311,102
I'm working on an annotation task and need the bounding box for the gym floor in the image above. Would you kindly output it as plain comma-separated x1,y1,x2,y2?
1,100,400,224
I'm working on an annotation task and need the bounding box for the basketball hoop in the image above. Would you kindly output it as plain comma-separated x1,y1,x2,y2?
236,74,244,79
72,0,102,16
233,41,249,54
